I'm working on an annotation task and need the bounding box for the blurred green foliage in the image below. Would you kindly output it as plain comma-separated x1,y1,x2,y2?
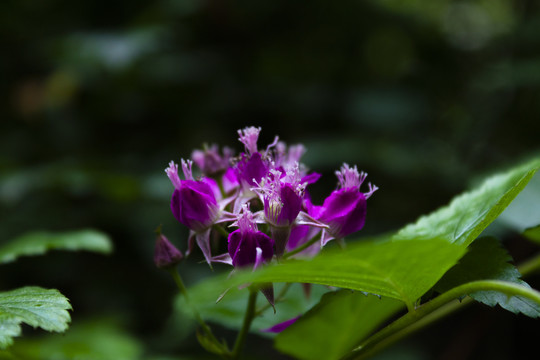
1,0,540,358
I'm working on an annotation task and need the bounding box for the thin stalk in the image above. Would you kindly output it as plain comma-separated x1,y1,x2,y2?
213,224,230,238
518,252,540,277
283,232,322,259
168,268,223,350
231,289,258,359
345,280,540,360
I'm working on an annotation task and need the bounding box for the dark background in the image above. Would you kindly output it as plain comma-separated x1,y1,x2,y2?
1,0,539,359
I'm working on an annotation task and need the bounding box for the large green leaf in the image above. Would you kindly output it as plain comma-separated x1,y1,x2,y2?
275,290,403,360
435,237,540,318
496,172,540,234
0,287,72,349
188,238,466,309
394,158,540,246
0,229,113,264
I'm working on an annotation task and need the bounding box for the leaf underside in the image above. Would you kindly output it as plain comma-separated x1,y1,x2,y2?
0,287,72,349
435,237,540,318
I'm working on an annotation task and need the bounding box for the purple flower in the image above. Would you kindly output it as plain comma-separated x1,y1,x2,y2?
261,316,301,333
237,126,262,156
191,144,234,176
252,164,327,257
154,232,183,269
228,206,274,268
165,159,235,266
167,160,219,232
317,164,378,244
234,126,280,187
254,166,304,228
235,152,270,187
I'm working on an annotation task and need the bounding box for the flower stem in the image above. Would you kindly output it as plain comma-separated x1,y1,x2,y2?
231,289,258,359
213,224,230,238
168,268,224,352
517,251,540,277
345,280,540,360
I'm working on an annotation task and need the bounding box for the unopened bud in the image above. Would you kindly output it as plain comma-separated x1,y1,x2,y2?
154,233,183,269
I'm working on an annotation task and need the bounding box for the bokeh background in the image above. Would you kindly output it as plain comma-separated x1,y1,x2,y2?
1,0,539,359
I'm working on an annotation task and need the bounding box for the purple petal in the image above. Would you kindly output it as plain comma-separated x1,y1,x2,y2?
320,189,367,238
191,144,232,175
202,177,222,201
211,252,233,265
287,224,310,250
276,184,302,226
303,193,324,219
170,181,218,231
261,316,301,333
228,230,243,264
256,231,274,262
235,152,269,186
301,172,321,185
228,230,274,268
222,167,240,193
286,224,322,257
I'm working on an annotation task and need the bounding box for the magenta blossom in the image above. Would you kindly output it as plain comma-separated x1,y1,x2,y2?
168,160,219,232
234,127,278,187
191,144,234,176
166,159,235,266
228,205,274,269
235,151,270,187
317,164,378,245
253,164,327,256
256,168,304,228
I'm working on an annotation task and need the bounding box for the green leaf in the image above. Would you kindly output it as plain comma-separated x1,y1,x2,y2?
275,290,404,360
0,229,113,264
187,238,466,310
0,287,72,349
435,237,540,318
8,318,142,360
394,158,540,246
496,172,540,234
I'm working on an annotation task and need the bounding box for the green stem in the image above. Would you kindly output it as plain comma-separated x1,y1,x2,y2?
168,268,224,351
345,280,540,360
231,289,258,359
283,232,322,259
518,252,540,277
213,224,230,239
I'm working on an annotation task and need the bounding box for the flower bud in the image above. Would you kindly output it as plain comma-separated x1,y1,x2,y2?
154,233,183,269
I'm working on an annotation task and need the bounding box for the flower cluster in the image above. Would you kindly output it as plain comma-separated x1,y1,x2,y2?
159,126,378,272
